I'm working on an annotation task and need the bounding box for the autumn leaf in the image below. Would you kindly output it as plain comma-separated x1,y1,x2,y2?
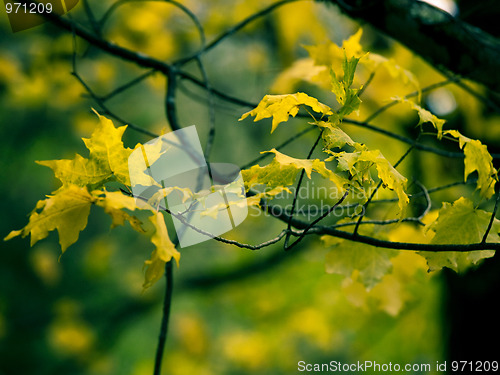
94,190,144,232
242,148,347,193
239,92,332,133
4,185,95,253
328,148,409,216
420,197,499,272
143,211,180,289
323,234,398,289
37,111,135,189
396,98,446,139
444,130,498,199
83,111,132,185
315,121,356,150
36,154,111,189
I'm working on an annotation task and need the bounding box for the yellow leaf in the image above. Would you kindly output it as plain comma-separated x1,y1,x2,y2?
331,148,409,217
128,138,169,188
444,130,498,199
4,185,95,253
36,154,111,188
421,197,499,272
83,111,132,185
94,190,144,232
396,98,446,139
143,211,180,289
242,148,347,193
270,58,327,93
37,112,134,189
239,93,332,133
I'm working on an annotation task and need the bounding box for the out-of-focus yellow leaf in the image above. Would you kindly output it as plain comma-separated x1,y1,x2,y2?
324,235,397,289
421,197,499,272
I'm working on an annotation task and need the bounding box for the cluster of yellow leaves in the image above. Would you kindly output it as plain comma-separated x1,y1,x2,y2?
327,146,409,217
241,32,410,219
240,27,500,289
4,113,179,290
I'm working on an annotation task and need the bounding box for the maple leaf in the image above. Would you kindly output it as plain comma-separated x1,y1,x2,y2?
323,234,398,289
37,112,137,190
329,148,409,216
82,111,132,185
315,121,357,150
143,211,180,289
444,130,498,199
242,148,347,193
239,92,333,133
94,190,144,232
4,185,95,253
420,197,499,272
36,154,112,189
396,98,446,139
128,136,171,188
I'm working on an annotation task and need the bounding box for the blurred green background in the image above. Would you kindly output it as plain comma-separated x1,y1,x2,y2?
1,1,499,374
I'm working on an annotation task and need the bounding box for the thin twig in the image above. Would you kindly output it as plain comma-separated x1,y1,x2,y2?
241,126,316,169
352,142,416,236
363,78,454,123
153,259,174,375
284,129,323,248
178,0,302,64
98,70,156,101
481,188,500,243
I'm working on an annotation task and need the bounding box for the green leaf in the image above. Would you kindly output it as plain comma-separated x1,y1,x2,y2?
4,185,95,253
342,53,360,89
444,130,498,199
239,92,332,133
421,197,499,272
323,235,397,289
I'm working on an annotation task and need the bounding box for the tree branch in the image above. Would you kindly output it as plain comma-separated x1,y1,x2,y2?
330,0,500,93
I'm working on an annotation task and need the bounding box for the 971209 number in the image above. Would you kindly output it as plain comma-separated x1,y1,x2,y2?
452,361,498,372
6,2,53,14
